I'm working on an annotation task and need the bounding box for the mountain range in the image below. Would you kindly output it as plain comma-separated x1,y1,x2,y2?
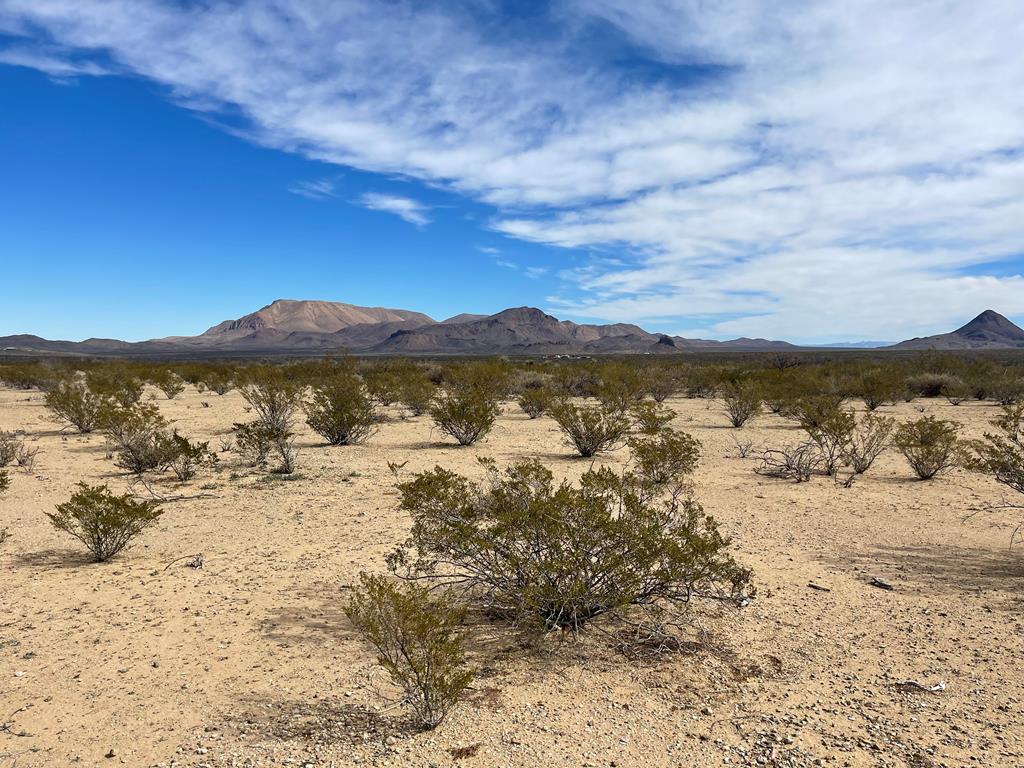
1,301,1022,357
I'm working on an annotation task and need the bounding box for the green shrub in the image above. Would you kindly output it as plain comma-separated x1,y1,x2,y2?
0,469,8,494
596,363,646,413
721,382,762,428
233,421,275,467
905,372,960,399
968,404,1024,496
86,369,143,408
630,401,676,434
792,394,846,430
201,367,235,396
233,421,295,473
304,375,379,445
0,431,19,467
429,388,500,446
628,428,700,486
166,432,217,481
942,378,971,406
398,369,436,416
894,416,964,480
858,368,903,410
989,375,1024,406
363,364,404,407
346,574,474,730
549,400,630,457
390,460,752,634
803,407,855,476
100,403,173,476
516,387,554,419
46,483,162,562
843,413,894,474
238,369,304,432
44,379,106,433
643,365,683,403
149,369,186,399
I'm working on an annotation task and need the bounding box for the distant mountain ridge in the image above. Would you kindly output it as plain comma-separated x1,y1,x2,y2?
889,310,1024,349
7,300,1016,357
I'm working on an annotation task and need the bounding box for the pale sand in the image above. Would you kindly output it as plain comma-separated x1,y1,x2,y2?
1,386,1022,767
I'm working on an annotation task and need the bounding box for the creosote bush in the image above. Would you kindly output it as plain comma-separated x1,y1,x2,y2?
429,387,500,446
516,387,554,419
894,416,964,480
346,573,474,730
149,369,186,399
630,400,676,434
721,382,762,428
44,379,106,433
238,369,304,432
233,421,296,474
628,428,700,486
85,369,143,408
549,400,630,457
304,374,379,445
844,413,894,474
803,407,855,476
390,459,752,634
398,369,436,417
46,483,162,562
166,432,217,481
968,404,1024,497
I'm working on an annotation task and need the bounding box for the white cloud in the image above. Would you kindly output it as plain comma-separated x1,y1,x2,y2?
358,193,430,227
287,178,336,200
2,0,1023,339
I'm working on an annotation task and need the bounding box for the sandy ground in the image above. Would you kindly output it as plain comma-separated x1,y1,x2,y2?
1,385,1022,768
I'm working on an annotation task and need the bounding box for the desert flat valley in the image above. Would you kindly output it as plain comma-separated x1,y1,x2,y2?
2,371,1023,768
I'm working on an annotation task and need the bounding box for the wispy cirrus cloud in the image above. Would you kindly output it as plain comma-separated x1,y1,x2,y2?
287,178,337,200
2,1,1023,340
358,193,430,227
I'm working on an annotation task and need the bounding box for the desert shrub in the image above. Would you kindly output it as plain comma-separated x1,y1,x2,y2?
893,416,964,480
86,369,143,408
201,368,235,396
233,422,275,467
0,431,19,466
444,361,513,401
905,372,960,399
46,483,162,562
363,365,404,407
44,379,106,433
803,407,855,476
516,387,554,419
552,364,601,398
304,375,379,445
397,368,436,417
429,388,500,446
643,365,683,403
149,369,186,399
969,408,1024,535
0,362,55,390
791,393,846,430
628,428,700,486
238,369,304,431
755,443,823,482
346,573,474,730
942,378,971,406
166,432,217,481
100,403,173,475
630,401,676,434
858,368,903,410
233,421,295,473
549,400,630,457
596,363,647,413
683,367,719,399
721,382,762,428
0,469,8,494
843,413,894,474
390,460,752,633
989,375,1024,406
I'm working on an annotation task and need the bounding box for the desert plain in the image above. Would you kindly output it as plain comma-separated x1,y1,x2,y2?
1,384,1022,768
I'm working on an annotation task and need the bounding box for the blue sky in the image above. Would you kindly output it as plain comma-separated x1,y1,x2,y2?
1,1,1023,343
